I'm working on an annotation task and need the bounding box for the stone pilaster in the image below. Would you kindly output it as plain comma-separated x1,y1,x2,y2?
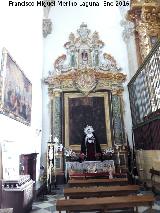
52,91,61,143
121,18,138,77
112,90,125,145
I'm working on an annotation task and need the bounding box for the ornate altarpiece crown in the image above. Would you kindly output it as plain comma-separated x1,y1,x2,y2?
45,23,126,95
54,22,121,73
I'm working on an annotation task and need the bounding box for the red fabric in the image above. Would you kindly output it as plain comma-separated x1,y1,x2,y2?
70,172,109,177
69,172,127,179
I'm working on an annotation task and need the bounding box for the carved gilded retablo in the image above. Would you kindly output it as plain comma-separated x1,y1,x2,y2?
127,0,160,61
45,23,126,95
73,69,97,95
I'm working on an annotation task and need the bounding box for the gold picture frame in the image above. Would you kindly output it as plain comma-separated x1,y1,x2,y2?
0,48,32,125
64,92,112,151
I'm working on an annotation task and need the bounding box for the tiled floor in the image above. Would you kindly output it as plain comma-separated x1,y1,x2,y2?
30,185,160,213
30,186,64,213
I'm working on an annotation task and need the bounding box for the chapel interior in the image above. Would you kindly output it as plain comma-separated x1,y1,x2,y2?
0,0,160,212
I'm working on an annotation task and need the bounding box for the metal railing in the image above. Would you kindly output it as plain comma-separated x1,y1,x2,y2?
128,40,160,128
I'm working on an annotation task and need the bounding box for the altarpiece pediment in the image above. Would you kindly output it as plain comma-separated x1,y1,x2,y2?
45,23,126,95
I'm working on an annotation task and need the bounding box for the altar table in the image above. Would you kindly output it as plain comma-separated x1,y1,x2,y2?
65,160,115,181
66,160,114,172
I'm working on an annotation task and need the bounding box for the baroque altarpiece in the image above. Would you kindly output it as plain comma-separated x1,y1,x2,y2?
45,23,127,176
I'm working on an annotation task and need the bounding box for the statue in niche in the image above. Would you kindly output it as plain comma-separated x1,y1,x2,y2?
81,50,88,64
81,125,102,161
70,49,77,67
93,49,99,66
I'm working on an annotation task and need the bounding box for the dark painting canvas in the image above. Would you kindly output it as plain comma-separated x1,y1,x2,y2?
69,97,107,145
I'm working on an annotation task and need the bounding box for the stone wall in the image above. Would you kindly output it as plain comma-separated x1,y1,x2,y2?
137,150,160,183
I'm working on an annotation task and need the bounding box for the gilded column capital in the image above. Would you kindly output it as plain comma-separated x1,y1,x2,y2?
52,89,62,97
48,88,62,97
112,88,124,96
127,0,160,61
43,18,52,38
128,0,160,22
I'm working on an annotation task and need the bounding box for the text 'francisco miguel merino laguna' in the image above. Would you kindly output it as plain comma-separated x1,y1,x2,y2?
9,0,130,7
8,1,101,7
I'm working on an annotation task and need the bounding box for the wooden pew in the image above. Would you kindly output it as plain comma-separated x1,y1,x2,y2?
56,194,154,213
69,172,127,180
68,177,128,187
64,185,140,199
150,168,160,183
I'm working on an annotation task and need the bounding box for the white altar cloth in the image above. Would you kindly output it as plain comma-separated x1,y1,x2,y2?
66,160,114,173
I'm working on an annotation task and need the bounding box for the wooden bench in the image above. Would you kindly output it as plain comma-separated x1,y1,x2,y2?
64,185,140,199
56,194,154,213
150,168,160,181
69,172,127,180
148,168,160,192
68,177,128,187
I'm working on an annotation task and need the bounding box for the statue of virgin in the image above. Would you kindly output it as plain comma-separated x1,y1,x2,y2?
81,125,102,161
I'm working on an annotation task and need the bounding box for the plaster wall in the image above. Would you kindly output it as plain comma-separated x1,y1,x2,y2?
126,34,138,79
0,3,43,180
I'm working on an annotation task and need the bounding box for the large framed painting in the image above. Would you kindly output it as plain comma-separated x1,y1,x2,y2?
63,92,112,150
0,48,32,125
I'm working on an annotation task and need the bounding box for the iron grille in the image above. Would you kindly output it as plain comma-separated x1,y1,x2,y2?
128,40,160,128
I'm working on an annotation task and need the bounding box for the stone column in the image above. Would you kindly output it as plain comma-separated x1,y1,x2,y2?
121,19,138,78
51,90,62,143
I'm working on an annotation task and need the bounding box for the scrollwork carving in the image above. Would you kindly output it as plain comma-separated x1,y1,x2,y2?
43,19,52,38
121,19,135,42
45,69,126,95
74,69,97,95
45,24,126,97
53,23,121,73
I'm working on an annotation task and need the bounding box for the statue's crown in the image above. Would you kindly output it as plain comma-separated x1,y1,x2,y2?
84,125,94,134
